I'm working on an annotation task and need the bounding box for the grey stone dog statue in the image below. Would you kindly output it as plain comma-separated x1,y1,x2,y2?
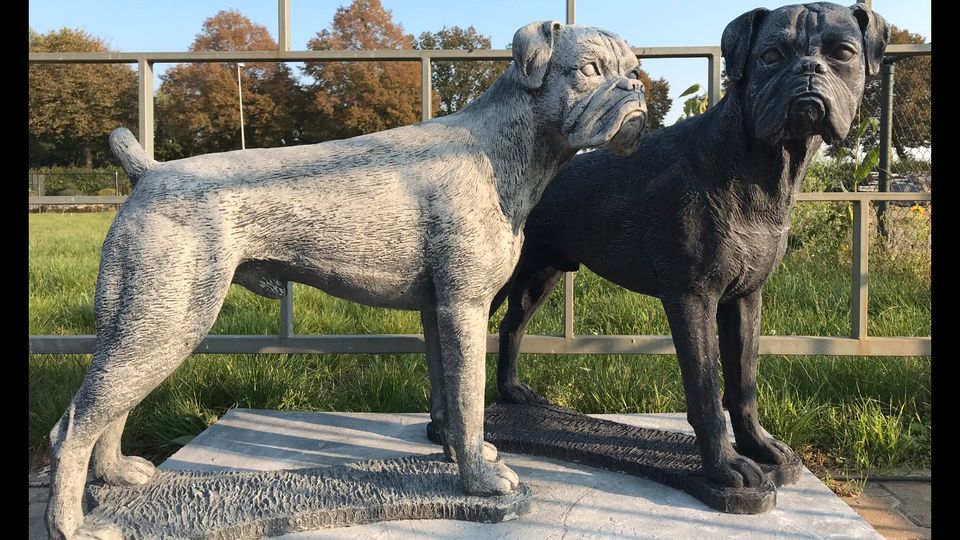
487,2,889,491
46,21,646,539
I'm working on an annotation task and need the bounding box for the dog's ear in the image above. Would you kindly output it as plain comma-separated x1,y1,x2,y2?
850,3,891,77
721,8,769,83
513,20,563,90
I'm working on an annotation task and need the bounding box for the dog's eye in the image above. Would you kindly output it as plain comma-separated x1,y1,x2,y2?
627,68,641,80
580,62,601,77
831,45,857,62
760,48,785,65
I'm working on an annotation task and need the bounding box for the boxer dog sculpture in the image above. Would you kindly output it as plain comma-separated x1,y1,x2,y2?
488,3,889,491
46,21,646,539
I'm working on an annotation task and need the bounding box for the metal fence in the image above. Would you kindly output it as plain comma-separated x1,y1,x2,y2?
28,0,931,358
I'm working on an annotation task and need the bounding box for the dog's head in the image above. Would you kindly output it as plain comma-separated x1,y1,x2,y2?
723,2,890,145
512,21,647,156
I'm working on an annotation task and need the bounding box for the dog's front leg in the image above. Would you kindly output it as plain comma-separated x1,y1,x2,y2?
437,301,518,495
662,293,766,488
717,290,797,467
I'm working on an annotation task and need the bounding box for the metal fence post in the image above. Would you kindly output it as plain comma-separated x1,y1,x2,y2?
562,0,576,340
851,199,869,340
421,57,432,122
707,52,722,107
138,59,154,159
275,0,293,349
877,60,895,239
280,282,294,338
278,0,291,52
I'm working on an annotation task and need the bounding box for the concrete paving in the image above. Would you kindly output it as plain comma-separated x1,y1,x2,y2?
844,482,931,540
27,410,931,539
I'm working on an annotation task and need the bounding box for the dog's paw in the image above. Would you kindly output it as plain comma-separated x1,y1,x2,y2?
445,441,499,463
425,421,443,445
96,455,155,486
70,517,124,540
737,435,797,467
498,382,550,405
706,451,766,489
461,460,520,496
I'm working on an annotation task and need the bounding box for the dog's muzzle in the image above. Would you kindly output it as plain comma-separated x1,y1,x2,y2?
787,95,826,140
607,109,647,156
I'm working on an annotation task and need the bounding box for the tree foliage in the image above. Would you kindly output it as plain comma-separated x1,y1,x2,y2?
301,0,424,141
638,69,671,130
862,26,930,160
416,26,507,117
30,4,686,165
29,28,137,168
155,10,306,159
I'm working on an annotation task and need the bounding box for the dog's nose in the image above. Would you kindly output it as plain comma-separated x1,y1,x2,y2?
794,57,826,75
618,78,644,94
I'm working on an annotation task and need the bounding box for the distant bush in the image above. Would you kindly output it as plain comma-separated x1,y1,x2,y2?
30,167,130,196
788,163,853,254
890,158,930,178
789,161,930,280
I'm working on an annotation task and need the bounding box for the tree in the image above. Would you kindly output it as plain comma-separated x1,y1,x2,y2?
301,0,423,141
29,28,137,168
863,26,930,160
416,26,507,117
155,10,306,159
639,70,671,130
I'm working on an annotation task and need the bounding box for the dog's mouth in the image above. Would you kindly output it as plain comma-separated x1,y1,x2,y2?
565,83,646,151
607,109,647,156
785,93,840,142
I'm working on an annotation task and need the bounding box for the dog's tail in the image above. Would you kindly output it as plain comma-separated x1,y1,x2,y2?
109,127,157,188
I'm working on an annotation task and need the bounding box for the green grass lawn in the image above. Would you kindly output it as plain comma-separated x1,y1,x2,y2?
28,210,931,478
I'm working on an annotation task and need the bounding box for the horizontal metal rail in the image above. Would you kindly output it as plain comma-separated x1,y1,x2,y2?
28,335,930,357
27,43,928,64
28,192,932,206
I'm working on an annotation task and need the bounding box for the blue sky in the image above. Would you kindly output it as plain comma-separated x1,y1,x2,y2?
29,1,931,123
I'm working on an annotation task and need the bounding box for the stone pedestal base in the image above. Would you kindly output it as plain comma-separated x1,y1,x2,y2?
473,402,803,514
142,409,879,539
86,455,531,538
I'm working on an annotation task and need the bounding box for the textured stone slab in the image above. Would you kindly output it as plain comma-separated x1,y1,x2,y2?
162,409,881,539
475,402,804,514
87,454,531,539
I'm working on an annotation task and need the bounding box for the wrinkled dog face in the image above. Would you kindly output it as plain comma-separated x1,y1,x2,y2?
513,21,647,155
723,2,890,145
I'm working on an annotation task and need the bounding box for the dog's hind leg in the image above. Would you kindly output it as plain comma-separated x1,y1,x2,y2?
717,290,797,468
91,412,155,486
662,292,766,489
496,262,564,404
47,218,233,540
437,300,518,496
423,309,447,445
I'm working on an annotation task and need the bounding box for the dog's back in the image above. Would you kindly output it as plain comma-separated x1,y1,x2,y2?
516,107,734,298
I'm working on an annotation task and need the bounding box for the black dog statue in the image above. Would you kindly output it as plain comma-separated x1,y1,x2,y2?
490,2,890,490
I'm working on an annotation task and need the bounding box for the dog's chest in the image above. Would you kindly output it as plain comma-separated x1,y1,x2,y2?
720,221,789,297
